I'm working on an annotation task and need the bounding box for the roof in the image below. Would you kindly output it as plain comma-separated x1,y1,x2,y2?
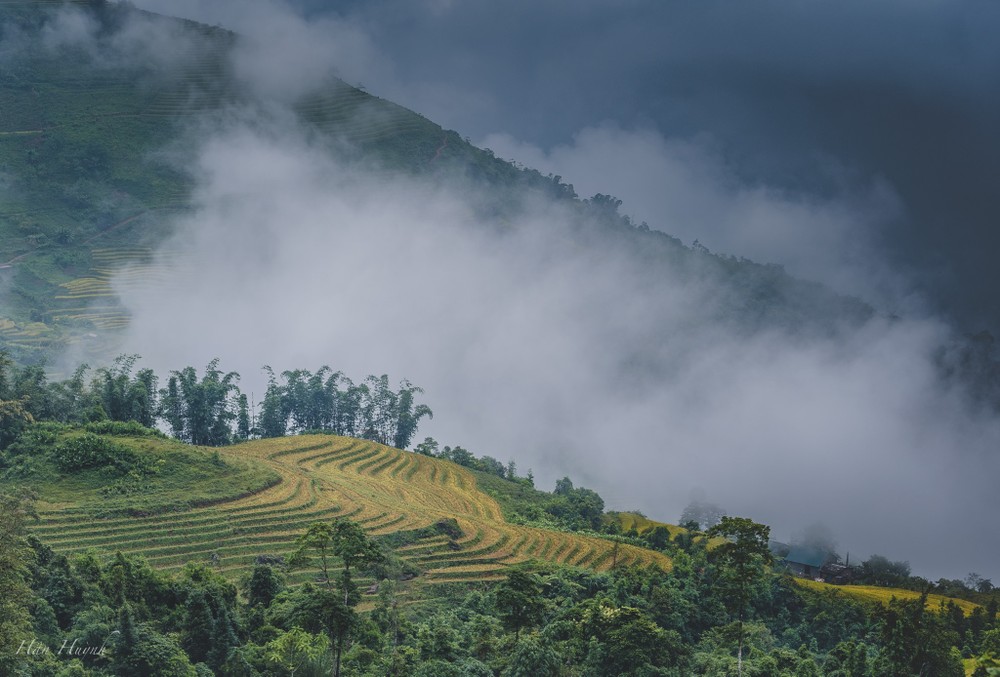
784,545,829,568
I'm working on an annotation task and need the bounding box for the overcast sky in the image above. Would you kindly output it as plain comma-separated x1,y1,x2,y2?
108,0,1000,580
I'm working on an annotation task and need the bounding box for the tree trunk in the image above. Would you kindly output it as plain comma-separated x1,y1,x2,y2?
334,635,343,677
737,618,744,677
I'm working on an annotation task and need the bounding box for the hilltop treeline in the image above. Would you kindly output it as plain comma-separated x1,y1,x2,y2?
0,353,431,449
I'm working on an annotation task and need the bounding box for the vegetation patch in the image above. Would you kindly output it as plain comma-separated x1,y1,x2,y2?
0,424,279,514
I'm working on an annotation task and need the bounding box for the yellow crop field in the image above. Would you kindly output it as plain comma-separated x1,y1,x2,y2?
793,578,982,615
31,435,672,589
612,511,686,538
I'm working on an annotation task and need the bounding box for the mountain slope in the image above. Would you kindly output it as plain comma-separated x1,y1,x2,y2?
21,430,672,587
0,1,874,365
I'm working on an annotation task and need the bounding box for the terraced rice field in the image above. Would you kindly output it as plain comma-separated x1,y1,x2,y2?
51,246,185,332
0,318,58,351
32,435,672,587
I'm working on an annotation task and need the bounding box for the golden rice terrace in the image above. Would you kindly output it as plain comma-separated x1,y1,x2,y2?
31,435,672,588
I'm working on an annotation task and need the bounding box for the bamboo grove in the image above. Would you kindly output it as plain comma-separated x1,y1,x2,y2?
0,353,433,450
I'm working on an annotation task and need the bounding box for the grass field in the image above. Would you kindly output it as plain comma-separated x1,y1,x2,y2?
21,433,672,591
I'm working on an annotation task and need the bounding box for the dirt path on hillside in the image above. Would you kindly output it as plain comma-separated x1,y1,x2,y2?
0,210,150,268
430,133,449,163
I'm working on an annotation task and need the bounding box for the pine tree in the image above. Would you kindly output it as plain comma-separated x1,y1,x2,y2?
180,590,214,665
207,604,238,671
113,603,140,675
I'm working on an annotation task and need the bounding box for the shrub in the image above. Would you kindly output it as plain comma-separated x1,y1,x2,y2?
84,420,166,438
51,433,144,473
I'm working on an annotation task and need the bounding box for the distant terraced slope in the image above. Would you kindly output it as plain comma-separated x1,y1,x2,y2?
32,434,671,586
0,1,505,362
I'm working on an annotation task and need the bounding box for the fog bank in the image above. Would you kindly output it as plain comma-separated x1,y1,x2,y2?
110,117,1000,580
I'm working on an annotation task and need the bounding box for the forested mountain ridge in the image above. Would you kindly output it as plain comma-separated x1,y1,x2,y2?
0,0,877,366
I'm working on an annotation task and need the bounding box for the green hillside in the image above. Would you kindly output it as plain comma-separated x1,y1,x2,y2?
0,0,875,366
1,423,279,514
9,429,670,587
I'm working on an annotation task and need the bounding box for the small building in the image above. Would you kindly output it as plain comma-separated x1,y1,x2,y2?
783,545,831,579
782,545,857,584
821,562,856,585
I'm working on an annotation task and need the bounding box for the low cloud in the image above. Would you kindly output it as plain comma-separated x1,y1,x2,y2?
0,3,219,80
109,114,1000,580
131,0,391,101
481,126,911,312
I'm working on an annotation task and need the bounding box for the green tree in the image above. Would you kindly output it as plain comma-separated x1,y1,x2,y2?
294,586,355,677
328,518,384,607
0,489,37,675
336,378,363,437
877,594,963,677
207,603,238,671
494,570,547,641
111,604,139,674
554,477,574,495
289,520,382,677
112,602,198,676
258,366,288,438
414,437,438,456
158,360,241,446
12,363,54,420
236,393,251,441
47,362,97,423
266,628,330,677
646,525,671,550
161,375,185,439
0,352,33,449
246,563,284,609
0,394,32,450
93,355,158,427
361,375,395,445
180,590,214,664
441,445,475,467
983,627,1000,655
707,516,773,677
290,523,339,588
393,380,432,449
501,636,561,677
825,640,871,677
858,554,911,587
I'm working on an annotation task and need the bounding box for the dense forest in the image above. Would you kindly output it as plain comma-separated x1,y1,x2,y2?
2,484,999,676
